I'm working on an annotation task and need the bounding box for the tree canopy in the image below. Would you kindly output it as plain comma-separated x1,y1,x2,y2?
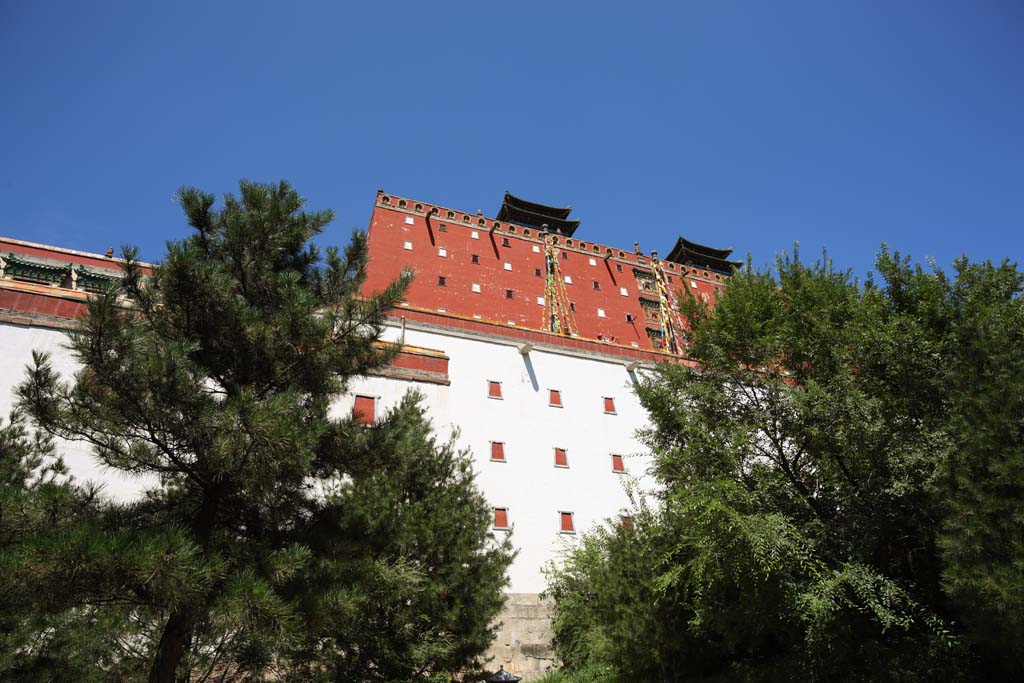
546,247,1024,682
0,181,513,682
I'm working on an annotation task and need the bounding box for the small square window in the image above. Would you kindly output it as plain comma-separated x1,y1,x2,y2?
353,395,376,425
588,257,597,266
438,247,447,257
505,289,514,299
438,276,447,286
403,241,413,250
488,381,503,399
621,515,632,529
691,281,698,288
494,507,510,530
404,216,414,225
561,252,568,260
564,275,573,284
549,389,562,407
472,283,481,293
616,263,623,272
560,511,575,534
532,245,541,253
593,281,601,291
611,454,625,473
554,447,568,468
537,296,545,306
534,268,542,277
437,307,447,312
471,254,480,264
620,287,628,296
604,397,617,414
473,314,482,319
569,302,576,312
502,237,511,247
491,441,506,462
597,308,606,318
471,230,479,240
438,223,447,232
504,262,513,271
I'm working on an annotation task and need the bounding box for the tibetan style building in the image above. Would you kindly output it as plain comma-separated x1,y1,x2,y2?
0,189,740,680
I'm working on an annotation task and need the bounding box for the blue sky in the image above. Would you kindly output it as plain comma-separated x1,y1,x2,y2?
2,1,1020,277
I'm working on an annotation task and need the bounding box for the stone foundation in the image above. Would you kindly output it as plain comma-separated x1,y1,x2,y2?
484,593,557,681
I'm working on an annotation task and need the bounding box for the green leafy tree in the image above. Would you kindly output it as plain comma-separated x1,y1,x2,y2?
546,247,1023,682
7,181,513,682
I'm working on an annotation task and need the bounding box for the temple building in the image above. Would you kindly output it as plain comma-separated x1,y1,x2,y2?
0,189,740,679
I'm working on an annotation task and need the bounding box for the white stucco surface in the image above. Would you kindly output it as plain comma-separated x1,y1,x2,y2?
1,320,655,593
342,324,655,593
0,323,152,500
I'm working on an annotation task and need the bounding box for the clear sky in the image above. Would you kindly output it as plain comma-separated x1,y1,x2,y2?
2,1,1020,277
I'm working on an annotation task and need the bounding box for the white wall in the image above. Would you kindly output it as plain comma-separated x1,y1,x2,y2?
0,323,152,500
340,325,655,593
1,321,655,594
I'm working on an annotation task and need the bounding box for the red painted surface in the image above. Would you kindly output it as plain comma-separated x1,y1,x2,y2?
353,395,375,425
604,397,617,414
393,306,700,367
494,508,509,529
560,512,575,533
360,193,730,354
0,287,89,320
554,448,568,467
611,454,625,473
387,349,448,375
491,441,505,461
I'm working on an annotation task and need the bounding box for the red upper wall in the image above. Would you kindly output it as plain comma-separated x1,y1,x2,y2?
360,191,730,353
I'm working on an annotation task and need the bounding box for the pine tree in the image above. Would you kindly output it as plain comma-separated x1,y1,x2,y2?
10,181,513,682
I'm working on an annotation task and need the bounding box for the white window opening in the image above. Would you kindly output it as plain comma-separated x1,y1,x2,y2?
620,287,628,296
438,247,447,257
471,230,480,240
403,241,413,250
504,262,513,271
597,308,607,318
472,283,482,293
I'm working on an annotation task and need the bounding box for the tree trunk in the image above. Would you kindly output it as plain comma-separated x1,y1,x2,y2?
148,607,194,683
149,487,221,683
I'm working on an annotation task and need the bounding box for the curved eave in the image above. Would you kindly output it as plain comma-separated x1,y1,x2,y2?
501,191,573,220
496,204,581,236
666,236,736,262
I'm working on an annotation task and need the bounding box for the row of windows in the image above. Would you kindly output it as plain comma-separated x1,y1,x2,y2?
487,382,617,414
385,199,724,282
353,398,626,472
488,442,626,472
492,508,632,533
357,392,616,421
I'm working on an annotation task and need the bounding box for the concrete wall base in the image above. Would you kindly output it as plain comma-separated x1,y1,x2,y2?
484,593,558,681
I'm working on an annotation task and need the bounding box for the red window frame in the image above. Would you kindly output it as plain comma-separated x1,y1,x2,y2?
611,454,625,473
554,447,568,468
603,397,616,414
560,511,575,534
488,381,503,399
549,389,562,407
494,507,510,530
491,441,506,462
353,395,376,425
